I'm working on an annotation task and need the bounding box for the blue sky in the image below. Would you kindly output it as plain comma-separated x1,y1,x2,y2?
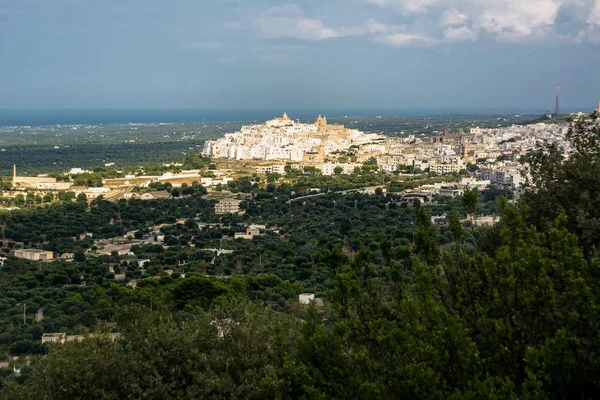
1,0,599,111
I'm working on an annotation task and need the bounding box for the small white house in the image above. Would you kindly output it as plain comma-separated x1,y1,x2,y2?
299,293,315,305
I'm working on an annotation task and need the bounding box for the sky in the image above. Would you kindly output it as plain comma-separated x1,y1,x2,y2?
1,0,600,111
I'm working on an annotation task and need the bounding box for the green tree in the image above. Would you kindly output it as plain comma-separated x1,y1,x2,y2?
522,113,600,254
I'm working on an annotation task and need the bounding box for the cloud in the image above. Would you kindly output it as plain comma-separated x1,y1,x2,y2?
377,32,436,46
250,1,600,47
444,26,477,42
255,4,347,40
365,18,406,34
439,9,468,26
365,0,600,44
368,0,443,14
476,0,561,40
589,0,600,25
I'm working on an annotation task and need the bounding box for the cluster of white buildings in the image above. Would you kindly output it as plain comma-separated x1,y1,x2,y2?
364,122,570,191
202,113,385,162
225,116,572,194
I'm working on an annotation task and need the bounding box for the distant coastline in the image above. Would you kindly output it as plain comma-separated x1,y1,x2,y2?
0,108,561,127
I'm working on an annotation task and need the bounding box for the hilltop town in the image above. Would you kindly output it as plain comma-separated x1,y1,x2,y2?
202,112,573,192
202,113,385,162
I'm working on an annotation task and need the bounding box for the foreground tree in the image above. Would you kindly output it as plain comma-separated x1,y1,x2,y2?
522,112,600,255
0,301,297,400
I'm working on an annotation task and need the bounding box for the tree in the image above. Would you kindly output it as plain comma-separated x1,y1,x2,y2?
0,303,298,400
76,193,88,206
522,113,600,254
302,166,321,175
365,156,378,165
333,166,344,176
462,188,478,220
266,173,281,183
43,193,54,203
466,162,479,172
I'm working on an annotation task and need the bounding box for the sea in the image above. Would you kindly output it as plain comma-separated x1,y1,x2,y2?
0,108,553,127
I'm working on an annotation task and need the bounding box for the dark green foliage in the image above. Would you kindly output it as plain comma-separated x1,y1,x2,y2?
0,302,297,400
522,114,600,254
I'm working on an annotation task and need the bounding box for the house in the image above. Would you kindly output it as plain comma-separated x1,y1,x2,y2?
77,187,111,199
215,198,241,214
41,332,120,344
41,333,66,343
299,293,315,305
471,215,498,227
233,224,266,240
64,333,121,342
431,214,447,225
200,177,233,187
140,191,172,200
438,188,464,198
255,165,286,174
14,249,54,261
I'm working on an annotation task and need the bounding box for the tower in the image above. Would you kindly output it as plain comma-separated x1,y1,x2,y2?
555,85,560,117
13,164,16,178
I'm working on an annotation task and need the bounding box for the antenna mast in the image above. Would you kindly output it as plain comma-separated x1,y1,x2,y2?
555,85,560,117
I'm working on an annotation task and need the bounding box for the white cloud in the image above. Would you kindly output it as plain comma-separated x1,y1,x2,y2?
377,32,436,46
364,0,600,44
365,18,406,34
369,0,443,14
444,26,477,42
250,1,600,47
255,4,346,40
439,9,468,26
588,0,600,25
476,0,561,40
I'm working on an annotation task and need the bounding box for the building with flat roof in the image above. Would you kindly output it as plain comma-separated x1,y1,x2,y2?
41,333,66,343
12,164,58,189
215,198,241,214
299,293,315,305
14,249,54,261
255,165,286,174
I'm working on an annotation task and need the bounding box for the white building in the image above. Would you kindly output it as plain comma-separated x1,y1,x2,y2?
200,177,233,187
215,198,241,214
255,165,286,174
299,293,315,305
14,249,54,261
